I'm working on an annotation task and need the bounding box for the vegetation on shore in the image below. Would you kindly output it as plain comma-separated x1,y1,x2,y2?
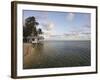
23,16,43,43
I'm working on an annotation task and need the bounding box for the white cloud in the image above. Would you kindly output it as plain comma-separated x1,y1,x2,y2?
42,24,91,40
84,24,90,28
64,30,90,40
42,22,54,31
66,13,75,21
63,25,91,40
43,31,51,38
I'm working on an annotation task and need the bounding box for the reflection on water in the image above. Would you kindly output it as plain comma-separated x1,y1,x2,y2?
23,40,91,69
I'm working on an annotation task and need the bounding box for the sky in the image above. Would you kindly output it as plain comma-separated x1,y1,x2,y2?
23,10,91,40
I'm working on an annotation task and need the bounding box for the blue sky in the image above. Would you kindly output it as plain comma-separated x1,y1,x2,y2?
23,10,91,40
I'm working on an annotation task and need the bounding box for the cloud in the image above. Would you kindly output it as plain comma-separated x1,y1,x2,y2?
67,24,91,34
66,13,75,21
43,31,51,38
84,24,91,28
40,21,56,39
42,22,54,31
63,25,91,40
80,32,90,35
43,30,91,40
64,32,80,40
64,31,90,40
36,14,48,21
43,31,51,35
